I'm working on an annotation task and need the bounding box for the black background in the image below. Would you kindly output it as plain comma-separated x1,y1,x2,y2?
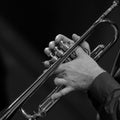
0,0,120,120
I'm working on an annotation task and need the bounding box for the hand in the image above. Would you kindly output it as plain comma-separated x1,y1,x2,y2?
44,34,105,99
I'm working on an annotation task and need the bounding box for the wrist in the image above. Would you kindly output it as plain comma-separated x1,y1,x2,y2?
92,66,106,80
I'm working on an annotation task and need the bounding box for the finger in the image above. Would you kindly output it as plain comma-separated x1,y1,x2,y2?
49,41,64,58
49,41,55,50
54,78,67,86
72,33,80,42
75,47,87,57
55,64,66,74
44,47,51,57
51,86,74,99
44,46,58,64
54,47,64,57
43,69,47,74
43,58,58,67
55,34,74,52
45,41,62,58
55,34,74,44
43,47,58,67
81,41,91,55
75,43,90,57
43,60,50,67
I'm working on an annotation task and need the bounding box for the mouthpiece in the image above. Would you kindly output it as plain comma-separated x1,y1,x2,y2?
114,0,119,5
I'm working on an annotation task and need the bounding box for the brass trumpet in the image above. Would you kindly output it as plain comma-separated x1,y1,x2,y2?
0,0,119,120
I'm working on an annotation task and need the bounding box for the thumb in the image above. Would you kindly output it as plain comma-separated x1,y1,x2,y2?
72,34,91,56
75,46,87,58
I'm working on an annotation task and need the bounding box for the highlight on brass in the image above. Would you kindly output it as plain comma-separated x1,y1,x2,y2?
0,0,119,120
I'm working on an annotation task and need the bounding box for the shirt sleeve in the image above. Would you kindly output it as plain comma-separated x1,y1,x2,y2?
88,72,120,120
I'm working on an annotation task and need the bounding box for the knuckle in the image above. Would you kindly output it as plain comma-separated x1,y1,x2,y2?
72,34,80,41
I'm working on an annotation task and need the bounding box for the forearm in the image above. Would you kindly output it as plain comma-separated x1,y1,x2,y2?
88,72,120,120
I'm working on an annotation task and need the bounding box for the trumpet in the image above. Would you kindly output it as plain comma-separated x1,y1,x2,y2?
0,0,119,120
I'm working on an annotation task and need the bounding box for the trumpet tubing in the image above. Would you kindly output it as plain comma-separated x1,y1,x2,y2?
0,1,119,120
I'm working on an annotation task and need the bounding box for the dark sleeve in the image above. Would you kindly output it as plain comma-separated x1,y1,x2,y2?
88,72,120,120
